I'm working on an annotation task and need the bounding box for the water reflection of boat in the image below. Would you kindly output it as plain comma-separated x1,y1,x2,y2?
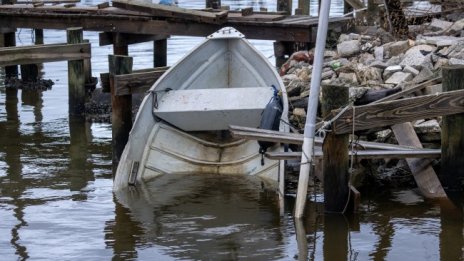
112,174,286,260
114,27,289,190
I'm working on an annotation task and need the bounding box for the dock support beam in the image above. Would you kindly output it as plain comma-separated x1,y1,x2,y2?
322,84,350,213
154,38,167,67
20,29,44,82
2,0,18,78
441,65,464,196
67,27,86,116
206,0,221,9
109,55,133,175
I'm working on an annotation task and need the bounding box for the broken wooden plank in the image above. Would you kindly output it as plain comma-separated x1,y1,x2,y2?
0,42,90,66
113,67,169,96
112,0,228,24
97,2,110,9
227,13,286,22
391,123,447,198
229,125,424,151
332,89,464,134
371,77,446,199
265,149,441,160
99,32,168,46
33,2,44,8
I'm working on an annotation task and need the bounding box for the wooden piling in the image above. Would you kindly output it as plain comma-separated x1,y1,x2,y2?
113,33,129,56
66,27,86,116
154,38,167,67
1,0,18,78
277,0,292,15
109,55,133,174
205,0,221,9
297,0,309,15
20,29,44,82
441,65,464,195
321,84,350,213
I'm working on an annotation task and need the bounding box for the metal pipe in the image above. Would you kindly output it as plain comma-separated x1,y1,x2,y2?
294,0,331,218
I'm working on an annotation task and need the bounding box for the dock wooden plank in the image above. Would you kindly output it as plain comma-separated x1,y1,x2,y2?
227,13,285,22
332,89,464,134
114,67,169,96
99,32,169,46
0,42,90,66
229,125,424,151
112,0,228,24
265,149,441,160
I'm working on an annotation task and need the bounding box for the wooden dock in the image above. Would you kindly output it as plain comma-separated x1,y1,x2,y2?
0,2,351,42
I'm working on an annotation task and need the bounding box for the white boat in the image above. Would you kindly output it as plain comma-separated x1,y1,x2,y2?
114,27,289,191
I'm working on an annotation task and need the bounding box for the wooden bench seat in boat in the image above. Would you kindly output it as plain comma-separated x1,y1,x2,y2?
153,87,275,131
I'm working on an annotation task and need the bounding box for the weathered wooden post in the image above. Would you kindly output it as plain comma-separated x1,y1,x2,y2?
109,55,133,174
441,65,464,196
206,0,221,9
67,27,86,116
322,84,349,213
277,0,292,15
154,39,167,67
296,0,309,15
113,33,129,56
20,29,44,82
1,0,18,78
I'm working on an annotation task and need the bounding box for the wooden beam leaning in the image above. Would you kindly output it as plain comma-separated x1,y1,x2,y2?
0,42,90,66
113,67,168,96
331,89,464,134
371,76,447,199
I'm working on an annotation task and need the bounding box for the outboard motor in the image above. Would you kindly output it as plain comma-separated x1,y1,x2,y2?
258,85,283,165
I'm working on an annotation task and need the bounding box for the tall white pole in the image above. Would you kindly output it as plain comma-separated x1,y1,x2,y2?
294,0,331,218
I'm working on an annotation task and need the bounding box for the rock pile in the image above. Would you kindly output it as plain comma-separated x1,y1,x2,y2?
282,17,464,139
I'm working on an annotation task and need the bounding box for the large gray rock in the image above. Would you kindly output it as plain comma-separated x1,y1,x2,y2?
356,64,383,85
384,40,410,57
385,72,413,85
386,55,403,66
383,65,403,79
374,46,384,61
449,58,464,65
413,67,434,83
449,18,464,34
403,65,419,76
400,45,436,69
429,18,453,31
371,61,388,70
337,40,361,57
338,72,359,85
423,36,464,47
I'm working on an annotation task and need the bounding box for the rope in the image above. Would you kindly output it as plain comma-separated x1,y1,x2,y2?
315,104,352,139
342,105,356,214
148,88,172,120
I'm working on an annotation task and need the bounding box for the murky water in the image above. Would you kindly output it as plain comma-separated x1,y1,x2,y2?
1,0,462,260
